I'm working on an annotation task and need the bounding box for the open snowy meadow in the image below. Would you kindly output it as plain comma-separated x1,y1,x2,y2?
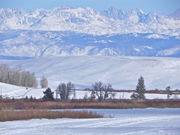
1,108,180,135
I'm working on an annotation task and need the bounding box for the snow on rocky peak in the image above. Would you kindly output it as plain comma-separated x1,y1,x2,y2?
0,7,179,36
0,7,179,58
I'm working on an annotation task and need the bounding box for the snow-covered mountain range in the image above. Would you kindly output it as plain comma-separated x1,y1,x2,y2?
0,30,179,57
0,6,179,36
0,7,179,57
0,7,179,95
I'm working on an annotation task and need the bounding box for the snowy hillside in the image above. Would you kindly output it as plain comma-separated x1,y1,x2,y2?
0,30,179,57
0,82,45,98
1,56,180,90
0,7,179,36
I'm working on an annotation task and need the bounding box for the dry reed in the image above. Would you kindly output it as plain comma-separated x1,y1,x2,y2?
0,110,103,122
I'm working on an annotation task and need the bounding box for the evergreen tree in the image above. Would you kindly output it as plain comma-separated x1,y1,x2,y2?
43,88,54,101
136,76,146,99
30,96,34,101
25,96,29,101
131,76,146,99
166,86,172,99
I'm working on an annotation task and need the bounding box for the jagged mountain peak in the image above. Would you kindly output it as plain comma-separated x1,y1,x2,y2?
0,7,179,36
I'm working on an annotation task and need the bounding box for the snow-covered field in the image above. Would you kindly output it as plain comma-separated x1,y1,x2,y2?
1,108,180,135
1,56,180,90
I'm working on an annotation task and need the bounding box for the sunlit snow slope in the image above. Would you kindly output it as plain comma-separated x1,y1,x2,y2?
1,56,180,90
0,82,44,98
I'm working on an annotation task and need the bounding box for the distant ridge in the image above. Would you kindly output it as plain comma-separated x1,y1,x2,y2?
0,30,179,57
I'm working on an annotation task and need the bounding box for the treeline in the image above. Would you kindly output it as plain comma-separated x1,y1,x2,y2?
0,65,37,88
42,76,178,101
42,81,122,101
42,81,116,101
43,77,145,101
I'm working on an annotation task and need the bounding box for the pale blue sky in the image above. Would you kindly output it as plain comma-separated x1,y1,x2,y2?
0,0,179,14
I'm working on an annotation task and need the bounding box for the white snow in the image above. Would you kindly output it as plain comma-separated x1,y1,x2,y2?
0,108,180,135
0,82,45,98
134,48,141,52
0,56,180,98
146,34,168,39
1,56,180,90
0,7,180,36
157,47,180,56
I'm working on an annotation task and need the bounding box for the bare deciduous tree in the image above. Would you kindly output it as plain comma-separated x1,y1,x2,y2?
55,82,75,100
92,81,113,101
0,64,37,88
40,76,48,88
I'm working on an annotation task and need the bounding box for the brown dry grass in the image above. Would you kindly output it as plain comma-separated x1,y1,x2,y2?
0,110,103,122
1,99,180,110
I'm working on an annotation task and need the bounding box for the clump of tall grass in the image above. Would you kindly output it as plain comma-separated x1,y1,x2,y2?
0,110,103,122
